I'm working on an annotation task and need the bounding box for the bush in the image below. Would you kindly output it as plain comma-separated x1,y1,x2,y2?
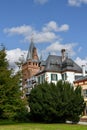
28,81,85,123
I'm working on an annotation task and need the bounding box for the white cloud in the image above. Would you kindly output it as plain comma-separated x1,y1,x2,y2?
6,48,27,72
68,0,87,6
75,57,87,68
34,0,48,5
4,21,69,44
45,41,77,56
25,31,59,43
43,21,69,32
4,25,33,36
58,24,69,32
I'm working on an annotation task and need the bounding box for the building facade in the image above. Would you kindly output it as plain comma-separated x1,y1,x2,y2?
35,52,83,85
74,76,87,119
22,41,85,96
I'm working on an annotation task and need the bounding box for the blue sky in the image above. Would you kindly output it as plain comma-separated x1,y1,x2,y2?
0,0,87,71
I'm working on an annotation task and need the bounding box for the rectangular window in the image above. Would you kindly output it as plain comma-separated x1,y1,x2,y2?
62,73,67,80
62,74,64,80
51,74,57,81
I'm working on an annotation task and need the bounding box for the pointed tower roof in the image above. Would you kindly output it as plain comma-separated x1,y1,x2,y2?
26,36,39,61
26,37,35,61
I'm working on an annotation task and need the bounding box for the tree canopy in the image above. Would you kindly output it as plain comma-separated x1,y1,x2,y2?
28,80,85,123
0,47,28,121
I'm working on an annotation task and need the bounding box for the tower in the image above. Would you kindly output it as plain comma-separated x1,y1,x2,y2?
22,37,40,85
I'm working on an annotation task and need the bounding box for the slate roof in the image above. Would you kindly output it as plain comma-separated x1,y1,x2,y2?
44,55,62,72
62,58,82,72
35,54,82,75
74,75,87,83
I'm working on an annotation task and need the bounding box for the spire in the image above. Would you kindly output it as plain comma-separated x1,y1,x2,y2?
26,35,35,61
26,34,39,61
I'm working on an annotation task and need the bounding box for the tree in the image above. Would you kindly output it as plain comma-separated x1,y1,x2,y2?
0,47,28,121
67,85,85,123
28,80,85,123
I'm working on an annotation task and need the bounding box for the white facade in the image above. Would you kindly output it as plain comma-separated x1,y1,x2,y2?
36,71,83,85
24,70,83,95
65,71,82,84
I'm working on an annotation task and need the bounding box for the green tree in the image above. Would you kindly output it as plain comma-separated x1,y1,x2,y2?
0,47,28,121
28,80,85,123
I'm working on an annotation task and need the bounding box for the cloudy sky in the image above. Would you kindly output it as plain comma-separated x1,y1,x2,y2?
0,0,87,71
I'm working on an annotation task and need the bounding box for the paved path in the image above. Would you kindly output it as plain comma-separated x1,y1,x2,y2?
66,121,87,125
78,121,87,125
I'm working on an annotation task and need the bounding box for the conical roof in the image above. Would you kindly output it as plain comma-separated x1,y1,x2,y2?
26,37,39,61
26,37,35,61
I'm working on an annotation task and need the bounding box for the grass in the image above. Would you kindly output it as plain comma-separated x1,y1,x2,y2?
0,122,87,130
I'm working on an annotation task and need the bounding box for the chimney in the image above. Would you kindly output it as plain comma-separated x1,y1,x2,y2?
61,49,66,62
82,65,85,76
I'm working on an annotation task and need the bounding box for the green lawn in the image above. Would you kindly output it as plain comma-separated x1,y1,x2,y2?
0,123,87,130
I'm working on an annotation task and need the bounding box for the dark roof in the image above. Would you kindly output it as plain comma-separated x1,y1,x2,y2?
74,75,87,83
26,40,36,61
36,55,82,76
62,58,82,72
75,75,83,80
44,55,62,72
44,55,82,72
